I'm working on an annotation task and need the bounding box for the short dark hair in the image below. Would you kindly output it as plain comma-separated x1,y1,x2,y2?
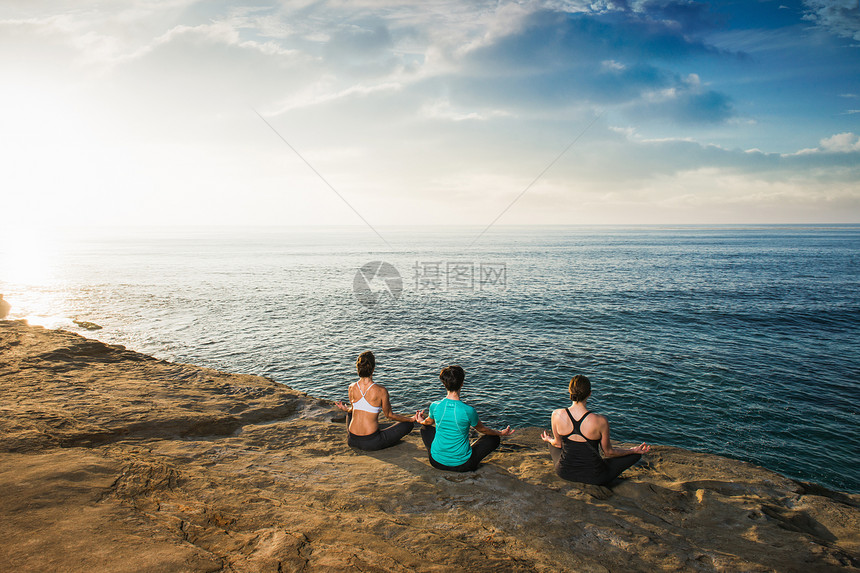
439,365,465,392
569,374,591,402
356,351,375,377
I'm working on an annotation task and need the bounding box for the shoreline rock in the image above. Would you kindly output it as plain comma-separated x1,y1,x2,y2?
1,320,858,572
73,319,103,331
0,294,10,319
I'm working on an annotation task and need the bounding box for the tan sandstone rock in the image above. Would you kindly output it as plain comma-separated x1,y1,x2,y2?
1,320,857,572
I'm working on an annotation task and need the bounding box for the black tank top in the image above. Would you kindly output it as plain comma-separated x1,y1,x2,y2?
556,409,607,482
561,409,600,449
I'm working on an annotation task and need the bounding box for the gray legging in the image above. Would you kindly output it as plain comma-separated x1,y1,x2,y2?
420,425,500,472
345,411,414,451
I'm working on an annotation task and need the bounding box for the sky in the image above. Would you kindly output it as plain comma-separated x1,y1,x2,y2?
1,0,859,229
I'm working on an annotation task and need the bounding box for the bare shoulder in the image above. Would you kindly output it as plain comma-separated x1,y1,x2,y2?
373,382,389,394
587,412,609,427
370,382,390,399
552,408,572,430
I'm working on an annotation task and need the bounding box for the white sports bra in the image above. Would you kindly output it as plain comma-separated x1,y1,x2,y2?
352,381,382,414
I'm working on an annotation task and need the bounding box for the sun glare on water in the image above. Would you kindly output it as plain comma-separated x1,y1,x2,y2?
1,226,61,285
0,226,71,327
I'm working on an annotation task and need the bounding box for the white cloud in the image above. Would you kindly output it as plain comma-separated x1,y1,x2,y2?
791,132,860,155
601,59,627,71
1,0,858,227
419,98,513,121
803,0,860,42
609,125,637,138
269,80,404,115
820,132,860,152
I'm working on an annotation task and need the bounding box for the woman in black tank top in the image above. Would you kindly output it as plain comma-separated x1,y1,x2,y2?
541,375,650,485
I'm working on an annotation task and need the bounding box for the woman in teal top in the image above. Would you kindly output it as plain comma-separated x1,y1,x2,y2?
416,365,514,472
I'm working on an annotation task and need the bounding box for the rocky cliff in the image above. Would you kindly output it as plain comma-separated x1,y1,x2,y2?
1,320,857,572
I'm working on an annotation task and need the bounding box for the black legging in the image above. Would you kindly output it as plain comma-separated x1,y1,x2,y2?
548,444,641,485
346,411,414,451
420,425,500,472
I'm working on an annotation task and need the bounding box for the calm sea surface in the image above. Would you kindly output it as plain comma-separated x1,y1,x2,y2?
2,225,858,492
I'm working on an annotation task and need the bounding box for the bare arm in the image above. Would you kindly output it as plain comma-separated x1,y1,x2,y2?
540,410,564,448
335,383,353,413
335,382,355,413
380,387,416,423
415,410,434,426
474,421,514,437
596,415,650,457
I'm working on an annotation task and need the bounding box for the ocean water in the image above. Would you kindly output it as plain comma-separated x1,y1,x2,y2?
1,225,858,493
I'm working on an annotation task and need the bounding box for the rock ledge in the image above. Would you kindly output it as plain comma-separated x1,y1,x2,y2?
1,320,857,572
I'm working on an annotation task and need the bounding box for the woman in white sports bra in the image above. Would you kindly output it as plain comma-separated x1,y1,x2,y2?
335,351,416,450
